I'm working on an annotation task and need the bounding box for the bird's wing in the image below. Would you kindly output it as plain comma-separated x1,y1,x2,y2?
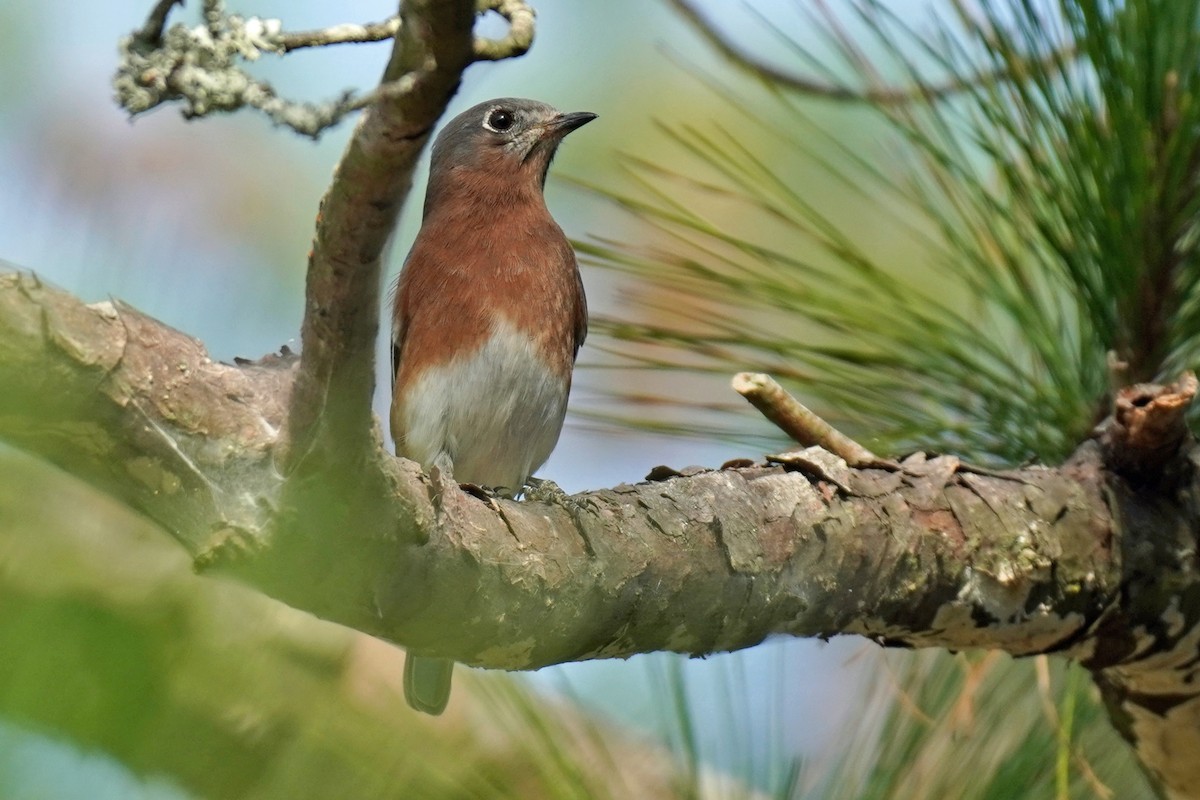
572,264,588,360
391,340,401,389
387,272,405,388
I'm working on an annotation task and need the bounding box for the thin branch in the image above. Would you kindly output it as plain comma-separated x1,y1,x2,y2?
131,0,182,51
276,17,402,52
732,372,880,465
115,0,379,136
666,0,1073,104
473,0,536,61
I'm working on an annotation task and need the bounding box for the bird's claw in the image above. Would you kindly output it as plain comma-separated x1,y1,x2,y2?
523,476,587,515
459,481,504,513
523,475,565,501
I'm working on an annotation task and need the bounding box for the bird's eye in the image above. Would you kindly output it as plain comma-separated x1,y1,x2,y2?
485,109,515,132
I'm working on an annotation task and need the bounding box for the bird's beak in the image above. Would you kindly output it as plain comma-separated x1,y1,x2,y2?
525,111,597,166
546,111,598,137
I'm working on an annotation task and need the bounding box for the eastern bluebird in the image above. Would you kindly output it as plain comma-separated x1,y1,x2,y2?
390,98,595,714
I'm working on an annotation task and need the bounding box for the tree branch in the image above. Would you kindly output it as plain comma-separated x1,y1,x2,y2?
281,0,474,477
275,16,402,52
116,0,367,136
114,0,536,137
0,441,694,799
0,272,1098,656
473,0,536,61
3,271,1200,794
271,0,535,563
733,372,883,466
130,0,183,50
1098,373,1197,486
665,0,1074,105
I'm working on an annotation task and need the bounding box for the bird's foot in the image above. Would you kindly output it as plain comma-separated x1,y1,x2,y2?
459,481,505,513
523,476,585,513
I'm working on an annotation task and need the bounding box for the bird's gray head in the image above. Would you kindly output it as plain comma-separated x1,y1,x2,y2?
428,98,597,190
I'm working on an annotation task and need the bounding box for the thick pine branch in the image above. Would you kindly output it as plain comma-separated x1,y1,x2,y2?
1,271,1198,797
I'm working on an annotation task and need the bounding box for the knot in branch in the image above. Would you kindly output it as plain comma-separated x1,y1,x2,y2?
1100,373,1197,488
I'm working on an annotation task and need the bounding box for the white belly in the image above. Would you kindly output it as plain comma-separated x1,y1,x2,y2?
397,319,569,496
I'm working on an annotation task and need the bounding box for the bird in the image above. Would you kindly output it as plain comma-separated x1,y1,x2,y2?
389,97,595,715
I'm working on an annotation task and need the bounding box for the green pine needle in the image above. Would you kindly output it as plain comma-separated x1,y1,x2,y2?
583,0,1200,466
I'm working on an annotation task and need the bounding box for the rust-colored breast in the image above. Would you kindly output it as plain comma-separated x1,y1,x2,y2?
391,170,586,399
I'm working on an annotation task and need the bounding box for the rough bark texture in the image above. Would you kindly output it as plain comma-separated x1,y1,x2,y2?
286,0,476,467
2,272,1198,797
0,443,685,800
278,2,486,588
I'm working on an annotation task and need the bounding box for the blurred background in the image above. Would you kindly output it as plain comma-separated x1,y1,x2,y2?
0,1,1156,798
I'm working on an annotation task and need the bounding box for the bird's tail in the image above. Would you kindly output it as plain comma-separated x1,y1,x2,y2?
404,655,454,715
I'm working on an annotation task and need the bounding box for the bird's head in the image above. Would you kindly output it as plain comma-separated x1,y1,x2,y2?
426,98,596,201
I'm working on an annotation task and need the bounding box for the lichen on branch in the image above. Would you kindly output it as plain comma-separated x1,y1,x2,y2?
113,0,536,137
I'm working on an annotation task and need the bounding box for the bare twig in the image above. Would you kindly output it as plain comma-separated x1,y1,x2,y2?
732,372,879,465
666,0,1073,105
276,17,402,52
